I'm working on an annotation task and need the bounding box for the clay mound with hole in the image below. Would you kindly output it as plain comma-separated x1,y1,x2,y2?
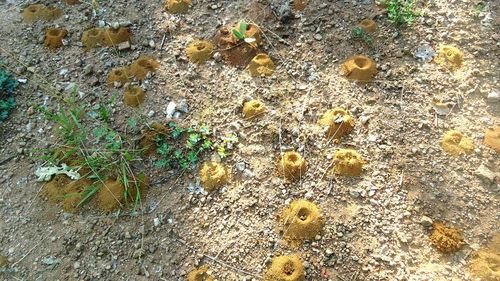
242,99,266,119
63,0,80,5
278,151,307,181
332,149,365,177
440,130,474,156
107,67,130,87
139,122,168,156
124,86,145,107
217,26,260,67
248,54,275,77
43,6,63,21
435,45,464,69
318,108,355,142
44,28,67,49
278,200,323,246
469,233,500,281
483,127,500,152
61,178,93,212
96,176,148,212
293,0,309,11
185,40,214,63
42,174,71,202
129,56,159,80
187,265,215,281
358,18,377,33
22,4,62,22
81,27,104,49
102,27,132,47
264,255,305,281
429,222,464,253
340,55,377,82
199,162,229,192
165,0,192,14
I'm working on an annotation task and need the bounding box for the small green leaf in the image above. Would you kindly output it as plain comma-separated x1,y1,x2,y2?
239,22,248,35
232,28,244,40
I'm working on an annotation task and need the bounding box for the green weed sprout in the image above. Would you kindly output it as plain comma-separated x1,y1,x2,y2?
384,0,420,25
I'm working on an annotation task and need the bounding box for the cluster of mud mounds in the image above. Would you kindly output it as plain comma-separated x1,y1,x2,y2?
340,55,377,82
358,18,377,33
185,40,214,63
435,45,464,70
469,233,500,281
44,28,68,50
124,86,145,107
318,108,355,143
278,200,323,247
165,0,192,14
278,151,307,181
129,56,159,81
483,127,500,152
248,53,275,77
440,130,475,156
107,67,130,87
199,162,229,192
264,255,305,281
22,4,62,23
187,265,215,281
242,99,266,119
81,27,132,49
429,222,464,253
332,149,365,177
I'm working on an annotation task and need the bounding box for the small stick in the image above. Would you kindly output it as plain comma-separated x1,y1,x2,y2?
11,234,48,267
160,33,167,53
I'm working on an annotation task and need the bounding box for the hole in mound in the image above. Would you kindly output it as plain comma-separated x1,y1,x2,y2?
114,70,123,76
252,102,261,109
138,59,151,68
282,260,295,275
196,43,206,51
29,6,38,13
287,154,298,163
49,29,61,36
297,208,310,221
89,29,100,37
209,166,218,174
354,57,368,68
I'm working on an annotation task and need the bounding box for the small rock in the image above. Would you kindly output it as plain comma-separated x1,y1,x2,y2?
474,164,496,183
73,261,81,269
314,34,323,41
147,110,155,117
235,162,246,172
153,217,161,227
420,216,433,227
148,40,155,48
117,41,131,50
59,69,69,76
133,248,145,259
83,65,94,76
165,101,176,118
176,99,189,113
111,22,120,29
487,91,499,103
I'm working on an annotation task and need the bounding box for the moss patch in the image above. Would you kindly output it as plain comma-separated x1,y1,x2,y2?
278,151,307,181
264,255,305,281
469,233,500,281
318,108,355,142
199,162,229,192
278,200,323,247
332,149,364,177
440,130,474,156
429,222,464,253
340,55,377,82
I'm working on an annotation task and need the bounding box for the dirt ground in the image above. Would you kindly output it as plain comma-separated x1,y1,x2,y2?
0,0,499,280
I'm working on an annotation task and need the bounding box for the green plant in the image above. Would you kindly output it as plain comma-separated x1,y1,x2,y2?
351,27,373,45
384,0,420,25
231,21,248,40
0,63,19,122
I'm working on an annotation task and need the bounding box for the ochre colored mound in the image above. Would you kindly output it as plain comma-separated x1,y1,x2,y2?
248,54,275,77
469,233,500,281
318,108,355,142
185,40,214,63
96,176,148,212
332,149,364,177
107,67,130,87
187,265,215,281
42,175,71,202
165,0,192,14
22,4,62,22
199,162,229,192
293,0,309,11
217,27,259,67
43,6,63,21
435,45,463,69
264,255,305,281
278,151,307,181
234,23,262,45
44,28,67,49
102,27,132,47
440,130,474,156
483,127,500,152
242,99,266,119
278,200,323,246
81,28,104,49
340,55,377,82
139,122,168,156
63,0,80,5
129,56,159,80
61,178,92,212
429,222,464,253
124,86,145,107
358,18,377,33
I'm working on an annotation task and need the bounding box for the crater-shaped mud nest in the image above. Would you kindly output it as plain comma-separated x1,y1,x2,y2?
44,28,68,49
332,149,365,177
185,40,214,63
318,108,355,142
264,255,305,281
242,99,266,119
63,0,80,5
435,45,463,69
429,222,464,253
102,27,132,47
165,0,192,14
340,55,377,82
358,18,377,33
81,27,104,49
124,86,145,107
199,162,229,192
96,176,148,212
248,54,275,77
483,127,500,152
278,151,306,181
217,24,263,67
107,67,130,87
22,4,62,22
469,232,500,281
278,200,323,246
187,265,215,281
440,130,474,156
129,56,159,80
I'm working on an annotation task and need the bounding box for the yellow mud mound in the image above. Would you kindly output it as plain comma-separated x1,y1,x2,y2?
242,99,266,119
139,122,168,156
483,127,500,152
107,67,130,87
435,45,463,69
278,200,323,247
469,233,500,281
440,130,474,156
61,178,93,212
264,255,305,281
123,86,145,107
248,54,275,77
429,222,464,253
22,5,62,22
63,0,80,5
278,151,307,181
332,149,364,177
102,27,132,47
165,0,192,14
340,55,377,82
96,176,148,212
358,18,377,33
187,265,215,281
129,56,159,80
318,108,355,142
81,28,104,49
185,40,214,63
44,28,67,50
42,175,71,202
199,162,229,192
293,0,309,11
